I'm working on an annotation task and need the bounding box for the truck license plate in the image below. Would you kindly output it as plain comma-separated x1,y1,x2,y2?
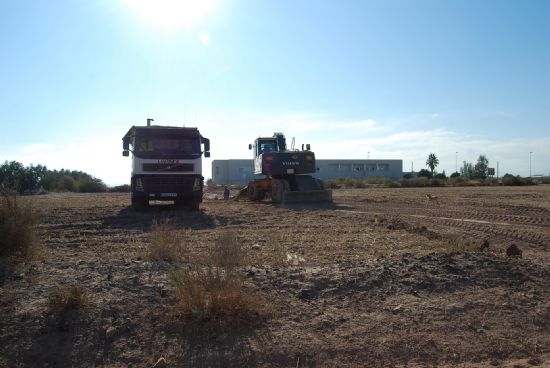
286,169,295,174
160,193,177,197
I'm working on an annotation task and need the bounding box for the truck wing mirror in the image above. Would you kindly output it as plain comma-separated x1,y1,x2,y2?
122,150,129,157
204,152,210,158
248,144,252,150
201,137,210,152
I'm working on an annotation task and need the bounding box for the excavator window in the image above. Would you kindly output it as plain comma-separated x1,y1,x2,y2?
258,140,277,155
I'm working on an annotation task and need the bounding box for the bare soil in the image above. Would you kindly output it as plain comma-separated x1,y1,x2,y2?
1,185,550,367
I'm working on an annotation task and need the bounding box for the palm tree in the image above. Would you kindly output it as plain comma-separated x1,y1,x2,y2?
426,153,439,176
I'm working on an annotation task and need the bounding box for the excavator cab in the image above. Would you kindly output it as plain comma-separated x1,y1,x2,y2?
250,138,278,157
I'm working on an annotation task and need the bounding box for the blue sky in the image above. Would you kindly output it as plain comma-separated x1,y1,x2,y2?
1,0,549,184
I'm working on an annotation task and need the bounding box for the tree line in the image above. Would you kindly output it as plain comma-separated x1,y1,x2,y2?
418,153,491,180
0,160,108,194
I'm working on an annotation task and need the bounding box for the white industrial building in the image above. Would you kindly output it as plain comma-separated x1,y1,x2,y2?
212,159,403,185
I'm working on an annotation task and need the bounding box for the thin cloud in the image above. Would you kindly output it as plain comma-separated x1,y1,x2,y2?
19,143,56,154
328,118,387,132
312,128,549,177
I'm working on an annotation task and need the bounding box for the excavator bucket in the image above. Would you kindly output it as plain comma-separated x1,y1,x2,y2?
282,189,333,203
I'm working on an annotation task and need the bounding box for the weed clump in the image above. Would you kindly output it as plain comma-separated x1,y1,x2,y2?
147,220,189,262
48,284,87,314
0,189,40,259
170,231,260,321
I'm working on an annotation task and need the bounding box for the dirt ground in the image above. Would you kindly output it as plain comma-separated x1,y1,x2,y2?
1,185,550,367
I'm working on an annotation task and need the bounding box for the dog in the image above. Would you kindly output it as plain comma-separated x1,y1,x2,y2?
425,193,440,207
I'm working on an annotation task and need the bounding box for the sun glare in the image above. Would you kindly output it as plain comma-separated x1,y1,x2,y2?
124,0,215,30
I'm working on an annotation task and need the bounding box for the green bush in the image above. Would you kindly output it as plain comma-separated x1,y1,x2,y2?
109,184,131,192
398,177,431,187
501,176,536,186
78,177,108,193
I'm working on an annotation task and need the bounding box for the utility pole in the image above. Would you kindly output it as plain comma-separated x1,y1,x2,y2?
455,152,458,174
497,161,499,179
529,152,533,178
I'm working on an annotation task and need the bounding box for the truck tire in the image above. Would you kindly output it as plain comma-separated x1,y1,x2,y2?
188,198,201,211
132,197,149,210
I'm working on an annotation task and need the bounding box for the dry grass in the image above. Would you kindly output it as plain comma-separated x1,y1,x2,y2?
170,231,262,321
48,284,87,314
0,189,40,259
207,231,247,269
147,220,190,262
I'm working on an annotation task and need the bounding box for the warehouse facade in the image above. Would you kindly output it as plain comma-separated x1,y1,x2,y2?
211,159,403,185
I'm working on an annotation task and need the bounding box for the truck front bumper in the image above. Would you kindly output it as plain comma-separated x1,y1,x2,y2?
131,175,203,201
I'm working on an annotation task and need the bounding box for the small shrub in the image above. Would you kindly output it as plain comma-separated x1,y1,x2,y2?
148,221,189,262
501,176,536,186
430,179,443,187
0,189,40,259
398,177,431,187
205,178,216,190
48,284,87,314
170,231,260,321
208,231,246,270
387,181,401,188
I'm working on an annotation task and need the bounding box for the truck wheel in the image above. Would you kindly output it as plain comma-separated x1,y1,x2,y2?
188,198,200,211
132,197,149,210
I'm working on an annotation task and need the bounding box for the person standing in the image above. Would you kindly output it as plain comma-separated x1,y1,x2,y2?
223,186,230,200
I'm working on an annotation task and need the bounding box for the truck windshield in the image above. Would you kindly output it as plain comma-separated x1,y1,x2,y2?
134,136,200,158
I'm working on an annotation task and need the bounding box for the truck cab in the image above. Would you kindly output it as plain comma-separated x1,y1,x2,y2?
122,119,210,209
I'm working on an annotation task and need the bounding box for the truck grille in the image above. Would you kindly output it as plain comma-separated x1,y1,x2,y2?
142,163,194,172
140,175,199,193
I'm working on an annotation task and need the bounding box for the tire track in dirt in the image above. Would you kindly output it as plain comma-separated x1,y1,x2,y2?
337,203,550,248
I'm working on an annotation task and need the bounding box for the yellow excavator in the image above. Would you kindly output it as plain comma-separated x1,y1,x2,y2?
246,133,332,203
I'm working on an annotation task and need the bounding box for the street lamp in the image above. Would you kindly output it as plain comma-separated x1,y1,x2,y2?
530,152,533,178
367,151,370,159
